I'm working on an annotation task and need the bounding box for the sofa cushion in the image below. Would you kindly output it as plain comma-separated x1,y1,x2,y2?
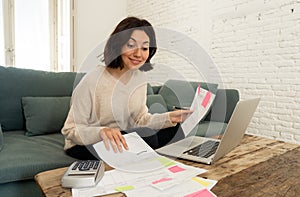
0,65,83,132
147,83,154,95
146,94,168,114
158,80,218,111
0,131,76,184
22,96,71,136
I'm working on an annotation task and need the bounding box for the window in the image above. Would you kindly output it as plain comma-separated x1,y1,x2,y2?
0,0,73,71
14,0,51,71
0,1,4,65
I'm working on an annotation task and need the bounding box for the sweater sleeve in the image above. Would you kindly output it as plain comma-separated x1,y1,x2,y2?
61,106,104,146
61,71,103,146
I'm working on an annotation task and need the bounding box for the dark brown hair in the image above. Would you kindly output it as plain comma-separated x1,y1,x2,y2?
103,17,157,71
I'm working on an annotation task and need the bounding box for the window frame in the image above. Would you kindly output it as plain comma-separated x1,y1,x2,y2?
1,0,74,71
2,0,15,66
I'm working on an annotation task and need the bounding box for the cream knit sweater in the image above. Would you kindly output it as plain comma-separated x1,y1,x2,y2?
61,65,175,150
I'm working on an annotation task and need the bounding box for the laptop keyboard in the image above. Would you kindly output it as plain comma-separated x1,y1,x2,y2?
183,140,220,158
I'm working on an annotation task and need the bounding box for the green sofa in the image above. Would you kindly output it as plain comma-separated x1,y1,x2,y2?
0,66,85,196
0,66,239,197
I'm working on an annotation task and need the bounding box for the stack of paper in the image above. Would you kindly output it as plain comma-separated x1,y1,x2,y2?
73,159,217,196
72,132,218,197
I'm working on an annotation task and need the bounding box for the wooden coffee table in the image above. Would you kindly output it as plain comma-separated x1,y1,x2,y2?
35,135,300,196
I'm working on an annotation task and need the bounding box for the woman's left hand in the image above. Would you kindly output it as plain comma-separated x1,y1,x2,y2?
168,109,193,123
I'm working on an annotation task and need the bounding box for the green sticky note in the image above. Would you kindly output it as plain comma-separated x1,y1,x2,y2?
115,185,135,192
156,156,176,167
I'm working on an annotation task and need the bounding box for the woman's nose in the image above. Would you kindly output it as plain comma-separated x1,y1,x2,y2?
133,48,142,57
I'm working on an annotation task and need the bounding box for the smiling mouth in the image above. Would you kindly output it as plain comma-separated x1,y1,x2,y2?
129,58,142,65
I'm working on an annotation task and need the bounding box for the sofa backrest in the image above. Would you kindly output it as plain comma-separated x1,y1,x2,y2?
0,66,84,131
0,66,239,132
146,80,239,123
158,79,219,111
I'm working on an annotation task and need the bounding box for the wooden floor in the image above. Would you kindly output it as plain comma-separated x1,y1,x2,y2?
35,135,300,197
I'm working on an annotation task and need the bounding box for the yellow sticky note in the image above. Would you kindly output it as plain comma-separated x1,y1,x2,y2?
156,156,176,167
192,177,211,187
114,185,134,192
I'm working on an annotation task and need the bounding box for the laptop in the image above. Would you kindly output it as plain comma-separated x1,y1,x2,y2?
156,98,260,164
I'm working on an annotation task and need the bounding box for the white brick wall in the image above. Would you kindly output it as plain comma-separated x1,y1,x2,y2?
127,0,213,84
211,0,300,143
127,0,300,144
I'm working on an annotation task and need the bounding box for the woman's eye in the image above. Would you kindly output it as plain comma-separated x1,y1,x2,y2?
127,43,135,48
142,47,149,51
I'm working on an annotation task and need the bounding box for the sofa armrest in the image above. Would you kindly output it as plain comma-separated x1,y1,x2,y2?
204,89,239,123
0,124,3,151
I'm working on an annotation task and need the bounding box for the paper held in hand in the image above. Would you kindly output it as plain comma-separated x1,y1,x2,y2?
180,85,215,137
93,132,174,173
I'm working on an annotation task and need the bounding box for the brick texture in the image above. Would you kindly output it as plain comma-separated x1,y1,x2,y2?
127,0,300,144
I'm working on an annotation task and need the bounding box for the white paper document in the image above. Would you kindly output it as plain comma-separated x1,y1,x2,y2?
181,85,215,136
72,157,209,197
93,132,175,172
124,177,217,197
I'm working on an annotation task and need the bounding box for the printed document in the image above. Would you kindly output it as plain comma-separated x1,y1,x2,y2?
72,132,216,197
93,132,174,172
181,85,215,136
72,156,209,197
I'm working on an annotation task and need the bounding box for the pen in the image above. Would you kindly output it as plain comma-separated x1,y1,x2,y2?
173,106,190,110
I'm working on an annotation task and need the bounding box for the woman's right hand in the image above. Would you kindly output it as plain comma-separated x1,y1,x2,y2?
99,128,129,153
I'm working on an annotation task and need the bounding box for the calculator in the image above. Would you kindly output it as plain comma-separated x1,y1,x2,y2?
61,160,105,188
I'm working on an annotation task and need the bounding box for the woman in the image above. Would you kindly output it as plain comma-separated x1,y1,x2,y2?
61,17,192,160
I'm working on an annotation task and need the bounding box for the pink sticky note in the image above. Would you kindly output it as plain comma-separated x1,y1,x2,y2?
152,177,173,184
184,188,216,197
168,165,186,173
201,92,211,108
197,84,201,95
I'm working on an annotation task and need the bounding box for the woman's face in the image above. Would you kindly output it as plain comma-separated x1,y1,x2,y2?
121,30,150,71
